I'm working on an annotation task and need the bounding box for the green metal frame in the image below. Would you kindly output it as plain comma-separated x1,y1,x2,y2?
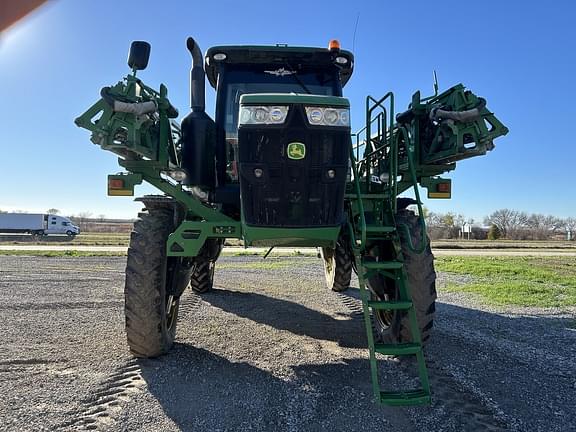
346,84,507,405
75,47,508,407
75,70,348,258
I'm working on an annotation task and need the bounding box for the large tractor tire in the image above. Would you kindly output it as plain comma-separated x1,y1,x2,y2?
189,260,215,294
368,209,437,344
189,239,222,294
320,231,353,292
124,208,193,357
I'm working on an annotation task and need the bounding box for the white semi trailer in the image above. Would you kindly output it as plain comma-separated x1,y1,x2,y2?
0,213,80,238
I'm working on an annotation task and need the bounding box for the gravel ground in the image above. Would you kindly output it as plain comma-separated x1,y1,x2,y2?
1,245,576,257
0,255,574,431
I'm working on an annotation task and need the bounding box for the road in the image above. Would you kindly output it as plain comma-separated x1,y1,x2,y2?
0,255,574,431
1,244,575,256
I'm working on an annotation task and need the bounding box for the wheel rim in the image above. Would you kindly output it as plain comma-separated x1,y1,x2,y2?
164,257,183,332
321,247,336,289
165,294,178,330
372,291,394,330
367,260,398,334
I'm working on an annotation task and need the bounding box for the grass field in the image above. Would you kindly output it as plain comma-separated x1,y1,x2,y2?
0,232,131,245
1,233,575,250
433,239,576,250
436,256,576,308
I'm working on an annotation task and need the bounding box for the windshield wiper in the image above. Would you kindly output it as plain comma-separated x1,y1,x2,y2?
284,63,311,94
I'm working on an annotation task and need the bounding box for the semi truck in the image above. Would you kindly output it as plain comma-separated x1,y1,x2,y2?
0,213,80,238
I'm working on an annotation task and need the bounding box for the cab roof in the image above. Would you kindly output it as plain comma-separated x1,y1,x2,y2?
204,45,354,89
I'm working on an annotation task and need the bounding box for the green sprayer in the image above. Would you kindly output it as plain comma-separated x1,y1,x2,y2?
75,38,508,406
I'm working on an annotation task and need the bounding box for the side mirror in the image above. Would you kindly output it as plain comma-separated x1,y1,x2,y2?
127,41,151,71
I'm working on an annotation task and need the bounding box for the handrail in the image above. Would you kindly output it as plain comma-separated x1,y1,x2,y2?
349,92,402,252
395,126,428,254
349,145,367,250
366,93,395,197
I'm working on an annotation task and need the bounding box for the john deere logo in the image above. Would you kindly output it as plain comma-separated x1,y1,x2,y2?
287,142,306,160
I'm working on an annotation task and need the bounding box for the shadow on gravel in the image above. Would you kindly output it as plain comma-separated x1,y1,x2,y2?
130,302,573,432
136,344,409,431
202,288,367,348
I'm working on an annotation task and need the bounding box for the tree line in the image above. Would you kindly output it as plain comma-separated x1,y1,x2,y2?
2,207,574,240
424,208,575,240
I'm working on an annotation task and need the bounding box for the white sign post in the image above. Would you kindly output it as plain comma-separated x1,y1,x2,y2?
462,223,472,240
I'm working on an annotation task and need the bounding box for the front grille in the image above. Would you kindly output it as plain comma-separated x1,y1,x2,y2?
238,106,349,228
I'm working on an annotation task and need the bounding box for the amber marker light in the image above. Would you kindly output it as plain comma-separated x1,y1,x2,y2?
109,178,124,189
328,39,340,51
437,182,451,193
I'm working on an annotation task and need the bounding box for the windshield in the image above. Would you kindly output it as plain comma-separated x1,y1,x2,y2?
220,67,340,137
218,66,341,180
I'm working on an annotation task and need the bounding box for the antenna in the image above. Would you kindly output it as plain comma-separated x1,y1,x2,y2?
352,12,360,53
433,70,439,97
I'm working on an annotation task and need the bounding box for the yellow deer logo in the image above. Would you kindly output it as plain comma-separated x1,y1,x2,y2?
287,142,306,160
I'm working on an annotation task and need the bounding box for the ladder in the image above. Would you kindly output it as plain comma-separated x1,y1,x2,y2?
347,93,431,406
347,206,431,406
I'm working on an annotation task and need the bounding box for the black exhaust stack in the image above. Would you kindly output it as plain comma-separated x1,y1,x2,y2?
181,37,215,188
186,37,205,112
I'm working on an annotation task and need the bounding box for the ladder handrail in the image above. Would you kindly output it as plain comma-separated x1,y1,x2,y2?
395,126,428,254
366,94,397,205
349,145,367,250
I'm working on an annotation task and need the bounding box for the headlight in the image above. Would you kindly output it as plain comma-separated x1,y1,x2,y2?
239,106,289,125
305,107,350,127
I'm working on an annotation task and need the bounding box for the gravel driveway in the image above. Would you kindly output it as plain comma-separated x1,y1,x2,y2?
0,255,574,431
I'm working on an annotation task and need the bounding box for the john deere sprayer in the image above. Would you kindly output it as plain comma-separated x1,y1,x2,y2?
75,38,508,406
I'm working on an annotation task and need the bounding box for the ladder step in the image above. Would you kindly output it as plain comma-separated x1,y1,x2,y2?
374,342,422,356
365,225,396,233
379,389,431,406
362,260,403,270
368,300,412,310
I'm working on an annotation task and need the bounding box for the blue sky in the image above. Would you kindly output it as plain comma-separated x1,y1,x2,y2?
1,0,574,221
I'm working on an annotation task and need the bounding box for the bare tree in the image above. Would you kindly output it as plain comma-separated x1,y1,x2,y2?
75,212,93,232
425,211,442,227
425,211,465,239
484,209,528,239
46,208,60,215
442,212,455,227
526,214,562,240
564,217,576,240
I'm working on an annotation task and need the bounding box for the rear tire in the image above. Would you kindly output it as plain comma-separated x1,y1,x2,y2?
321,231,352,292
368,210,437,343
189,239,222,294
125,208,187,357
189,260,215,294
